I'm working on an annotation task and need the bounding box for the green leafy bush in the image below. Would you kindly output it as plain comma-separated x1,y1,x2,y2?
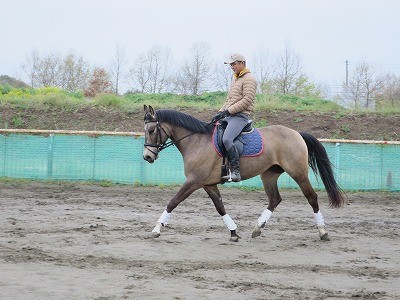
93,94,124,107
0,84,12,95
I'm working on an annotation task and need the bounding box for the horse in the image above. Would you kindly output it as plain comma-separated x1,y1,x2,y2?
143,105,344,242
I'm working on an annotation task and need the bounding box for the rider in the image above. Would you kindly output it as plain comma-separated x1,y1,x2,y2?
212,53,257,182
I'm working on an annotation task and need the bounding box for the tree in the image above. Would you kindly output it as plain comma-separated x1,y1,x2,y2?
21,50,41,88
21,50,90,91
129,54,150,93
342,61,386,109
60,53,91,91
174,42,213,95
35,52,63,87
375,74,400,108
84,68,112,97
253,43,322,98
213,62,232,92
252,45,274,93
273,43,303,95
110,44,128,94
128,45,172,93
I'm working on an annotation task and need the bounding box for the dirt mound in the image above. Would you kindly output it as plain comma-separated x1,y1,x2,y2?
2,106,399,140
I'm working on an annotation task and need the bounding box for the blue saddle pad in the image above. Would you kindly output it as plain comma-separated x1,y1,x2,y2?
212,126,264,157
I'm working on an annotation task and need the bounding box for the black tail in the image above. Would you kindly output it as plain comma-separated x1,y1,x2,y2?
299,132,344,207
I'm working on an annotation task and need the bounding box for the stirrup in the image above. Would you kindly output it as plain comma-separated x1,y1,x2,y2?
222,169,241,182
222,169,233,181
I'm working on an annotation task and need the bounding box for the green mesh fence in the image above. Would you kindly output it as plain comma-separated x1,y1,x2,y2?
0,131,399,191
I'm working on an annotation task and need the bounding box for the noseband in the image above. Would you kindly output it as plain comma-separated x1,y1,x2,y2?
144,116,203,155
144,120,174,156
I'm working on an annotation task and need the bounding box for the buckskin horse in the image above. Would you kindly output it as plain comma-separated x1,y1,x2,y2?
143,105,344,242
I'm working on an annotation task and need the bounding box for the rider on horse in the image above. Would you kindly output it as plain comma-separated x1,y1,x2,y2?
212,53,257,182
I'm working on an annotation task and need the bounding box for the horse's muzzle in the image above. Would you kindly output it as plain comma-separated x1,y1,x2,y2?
143,155,155,163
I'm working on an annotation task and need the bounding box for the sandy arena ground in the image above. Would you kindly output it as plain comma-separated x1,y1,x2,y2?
0,181,399,299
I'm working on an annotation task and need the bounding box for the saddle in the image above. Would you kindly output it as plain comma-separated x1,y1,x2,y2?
212,120,263,157
212,120,264,183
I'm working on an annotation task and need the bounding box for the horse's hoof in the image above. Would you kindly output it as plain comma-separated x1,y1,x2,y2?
230,235,240,242
151,223,162,238
229,230,240,242
151,231,161,238
251,226,262,238
317,226,330,241
320,233,330,241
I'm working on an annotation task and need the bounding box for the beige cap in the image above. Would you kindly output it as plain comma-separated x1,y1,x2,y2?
224,53,246,64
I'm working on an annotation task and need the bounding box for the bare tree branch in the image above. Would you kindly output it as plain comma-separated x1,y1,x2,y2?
252,45,274,93
274,42,302,94
174,42,213,95
110,44,128,94
21,50,41,88
128,45,172,93
60,53,91,91
213,63,232,92
21,50,90,91
342,61,386,109
376,74,400,107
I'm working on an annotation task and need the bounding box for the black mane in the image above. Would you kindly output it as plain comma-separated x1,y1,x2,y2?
155,109,214,135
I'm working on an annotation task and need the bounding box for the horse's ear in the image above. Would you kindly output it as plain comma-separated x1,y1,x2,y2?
143,105,149,113
149,105,155,117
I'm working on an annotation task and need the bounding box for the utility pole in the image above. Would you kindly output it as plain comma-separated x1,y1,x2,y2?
345,60,349,85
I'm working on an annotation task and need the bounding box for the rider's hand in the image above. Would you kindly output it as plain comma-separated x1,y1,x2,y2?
219,110,230,118
211,113,221,123
212,110,230,123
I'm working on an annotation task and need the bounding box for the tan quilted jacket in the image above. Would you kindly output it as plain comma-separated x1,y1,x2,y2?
219,71,257,116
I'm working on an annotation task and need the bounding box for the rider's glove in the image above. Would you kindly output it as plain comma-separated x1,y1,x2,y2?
220,110,230,118
212,110,230,123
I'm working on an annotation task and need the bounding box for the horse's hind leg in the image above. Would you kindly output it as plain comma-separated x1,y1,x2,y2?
204,185,240,242
293,175,330,241
252,167,283,238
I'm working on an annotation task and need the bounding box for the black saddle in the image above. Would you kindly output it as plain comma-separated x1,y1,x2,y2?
216,119,254,157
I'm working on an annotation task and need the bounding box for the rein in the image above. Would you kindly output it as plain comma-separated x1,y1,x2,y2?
144,119,213,154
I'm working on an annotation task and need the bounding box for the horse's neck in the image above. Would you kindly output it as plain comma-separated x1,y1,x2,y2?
170,127,204,156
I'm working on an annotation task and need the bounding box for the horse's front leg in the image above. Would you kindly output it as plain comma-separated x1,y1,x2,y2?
204,185,240,242
152,179,202,238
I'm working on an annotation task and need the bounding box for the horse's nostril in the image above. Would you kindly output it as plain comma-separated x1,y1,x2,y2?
144,155,154,162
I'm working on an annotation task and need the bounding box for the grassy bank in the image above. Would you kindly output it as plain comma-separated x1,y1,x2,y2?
1,86,399,115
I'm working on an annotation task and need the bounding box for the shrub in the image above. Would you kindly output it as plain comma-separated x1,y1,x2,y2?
0,84,12,95
93,94,123,107
84,68,112,98
35,86,64,95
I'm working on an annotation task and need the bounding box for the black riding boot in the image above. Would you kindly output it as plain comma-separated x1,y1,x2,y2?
222,146,241,182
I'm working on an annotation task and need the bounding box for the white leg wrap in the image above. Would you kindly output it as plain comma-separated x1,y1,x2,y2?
314,211,325,227
157,210,171,225
222,214,237,231
257,209,272,227
152,222,162,235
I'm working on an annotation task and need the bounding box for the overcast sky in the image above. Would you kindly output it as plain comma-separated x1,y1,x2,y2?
2,0,399,94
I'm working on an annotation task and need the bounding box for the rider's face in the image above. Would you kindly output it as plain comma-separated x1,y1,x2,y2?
230,61,245,74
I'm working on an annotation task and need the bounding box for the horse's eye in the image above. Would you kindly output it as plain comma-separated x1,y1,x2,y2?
148,129,155,135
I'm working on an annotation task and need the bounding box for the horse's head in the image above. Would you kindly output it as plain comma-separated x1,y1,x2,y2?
143,105,169,163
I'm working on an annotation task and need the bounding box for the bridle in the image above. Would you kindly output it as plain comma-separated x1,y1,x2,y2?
143,120,173,156
144,115,214,156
